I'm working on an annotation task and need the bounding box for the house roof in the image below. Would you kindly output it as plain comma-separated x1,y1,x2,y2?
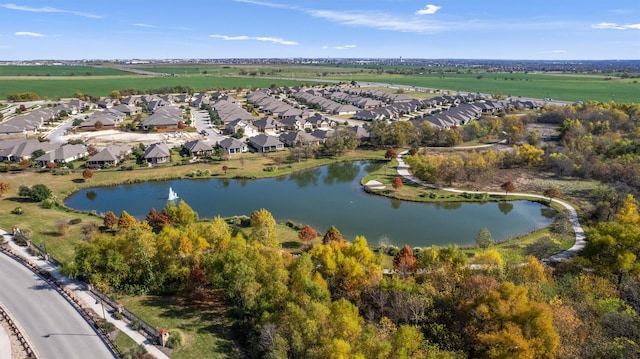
218,137,245,149
183,139,213,153
248,134,284,148
144,143,171,159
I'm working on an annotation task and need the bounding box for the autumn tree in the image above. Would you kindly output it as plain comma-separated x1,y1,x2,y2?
250,208,279,248
103,211,118,230
468,282,559,358
542,187,561,203
109,90,121,99
117,210,137,230
392,177,403,191
167,200,199,226
94,120,104,130
393,244,417,278
222,165,228,174
0,181,9,197
184,263,209,301
298,224,318,249
385,147,398,161
146,207,174,233
322,225,345,245
87,145,99,156
82,168,93,182
475,227,494,250
500,180,515,197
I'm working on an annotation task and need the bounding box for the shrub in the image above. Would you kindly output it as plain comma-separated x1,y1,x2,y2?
40,198,56,209
69,218,82,225
11,207,23,215
165,329,185,349
112,311,123,320
129,319,142,331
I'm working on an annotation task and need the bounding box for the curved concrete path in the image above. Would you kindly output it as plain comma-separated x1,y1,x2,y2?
395,151,585,261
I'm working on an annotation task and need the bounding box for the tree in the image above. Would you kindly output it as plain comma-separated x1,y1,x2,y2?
0,181,9,197
167,200,199,226
298,224,318,248
222,165,228,174
250,208,279,248
385,147,398,161
475,227,495,250
393,244,417,278
146,208,173,233
392,177,403,191
500,180,515,197
542,187,561,203
117,210,137,230
30,149,45,160
27,184,52,202
82,168,93,182
323,225,345,245
103,211,118,230
94,120,104,130
109,90,121,99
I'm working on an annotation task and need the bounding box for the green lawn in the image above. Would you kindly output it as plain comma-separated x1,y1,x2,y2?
118,294,241,359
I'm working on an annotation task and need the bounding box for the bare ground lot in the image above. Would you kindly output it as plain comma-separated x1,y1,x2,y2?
62,129,200,147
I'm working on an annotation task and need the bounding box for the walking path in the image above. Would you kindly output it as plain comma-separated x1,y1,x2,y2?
0,229,170,359
395,151,585,261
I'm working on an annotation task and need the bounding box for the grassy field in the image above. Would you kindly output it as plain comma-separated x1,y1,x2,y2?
0,76,316,100
0,65,130,77
118,294,241,359
2,64,637,102
325,72,638,103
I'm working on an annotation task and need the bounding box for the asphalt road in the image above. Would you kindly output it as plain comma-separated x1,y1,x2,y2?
0,250,116,359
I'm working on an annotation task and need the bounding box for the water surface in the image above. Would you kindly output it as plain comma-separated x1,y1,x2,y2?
65,161,554,247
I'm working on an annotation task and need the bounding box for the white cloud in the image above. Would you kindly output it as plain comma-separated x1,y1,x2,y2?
415,4,441,15
133,23,156,28
1,3,102,18
541,50,567,54
234,0,298,10
322,45,328,49
334,44,356,50
15,31,45,37
308,10,442,33
592,22,640,30
210,34,297,45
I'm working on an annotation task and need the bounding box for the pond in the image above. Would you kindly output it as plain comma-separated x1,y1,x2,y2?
65,161,555,248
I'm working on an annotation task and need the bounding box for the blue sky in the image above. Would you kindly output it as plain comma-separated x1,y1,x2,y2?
1,0,639,60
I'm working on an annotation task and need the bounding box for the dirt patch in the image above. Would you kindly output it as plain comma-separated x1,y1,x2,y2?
62,129,200,148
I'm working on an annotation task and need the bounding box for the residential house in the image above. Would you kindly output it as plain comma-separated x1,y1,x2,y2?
86,145,131,168
218,137,248,155
34,144,88,167
0,139,59,162
225,119,259,137
111,104,141,116
140,106,183,130
143,143,171,165
248,134,285,153
253,117,283,135
183,139,213,157
279,131,321,147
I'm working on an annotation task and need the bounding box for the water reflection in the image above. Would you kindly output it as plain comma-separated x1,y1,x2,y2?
498,202,514,215
289,168,321,188
390,198,403,209
86,191,97,201
324,162,360,185
434,202,463,210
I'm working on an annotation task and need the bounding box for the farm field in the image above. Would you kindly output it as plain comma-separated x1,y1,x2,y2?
1,64,637,102
0,65,130,77
0,76,314,99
